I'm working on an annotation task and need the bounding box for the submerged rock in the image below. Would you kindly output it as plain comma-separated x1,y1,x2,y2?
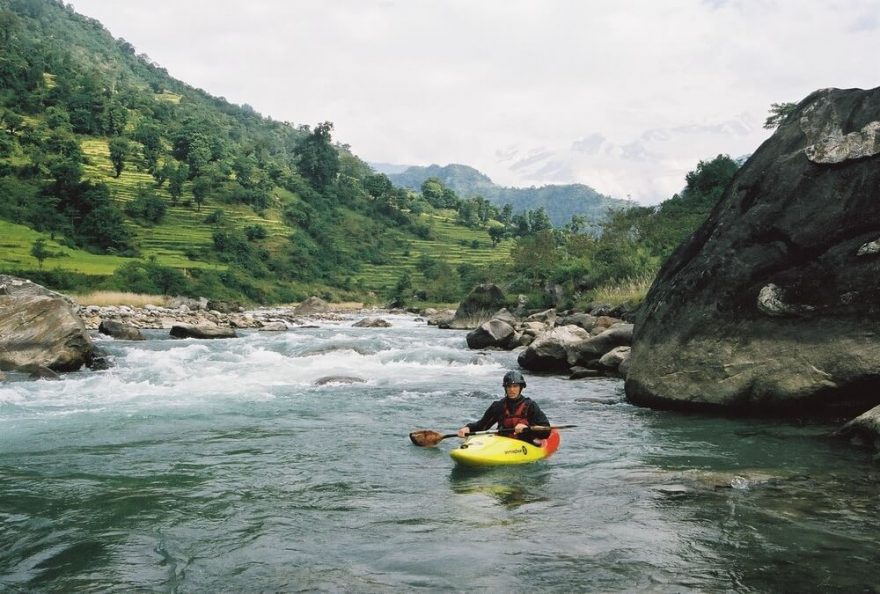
314,375,367,386
170,324,237,339
353,317,391,328
626,87,880,416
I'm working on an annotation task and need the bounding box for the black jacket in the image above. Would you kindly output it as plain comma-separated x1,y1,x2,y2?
466,395,550,440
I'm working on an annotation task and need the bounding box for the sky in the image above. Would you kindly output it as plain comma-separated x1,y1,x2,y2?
69,0,880,204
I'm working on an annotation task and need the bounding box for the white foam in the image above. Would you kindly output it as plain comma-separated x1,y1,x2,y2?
0,324,516,423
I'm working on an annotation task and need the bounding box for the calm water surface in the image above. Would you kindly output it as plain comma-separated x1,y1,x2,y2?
1,314,877,592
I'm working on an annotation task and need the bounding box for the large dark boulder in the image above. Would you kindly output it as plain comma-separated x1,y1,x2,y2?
834,405,880,454
294,296,330,315
626,87,880,416
0,275,96,372
447,284,506,329
466,319,517,350
569,324,634,366
517,325,591,371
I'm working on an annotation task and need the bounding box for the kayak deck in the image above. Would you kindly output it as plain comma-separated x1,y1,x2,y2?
449,430,560,467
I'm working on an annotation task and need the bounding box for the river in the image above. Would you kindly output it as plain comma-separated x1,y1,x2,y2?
1,313,877,592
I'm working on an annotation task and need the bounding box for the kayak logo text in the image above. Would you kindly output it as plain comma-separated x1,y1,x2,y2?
504,446,528,455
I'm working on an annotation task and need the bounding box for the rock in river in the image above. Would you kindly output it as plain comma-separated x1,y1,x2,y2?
626,87,880,416
0,275,97,372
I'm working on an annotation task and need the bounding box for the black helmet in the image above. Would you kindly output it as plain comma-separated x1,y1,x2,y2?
502,370,526,388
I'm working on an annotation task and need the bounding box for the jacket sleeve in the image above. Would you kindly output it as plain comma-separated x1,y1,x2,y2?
526,400,551,438
466,401,501,432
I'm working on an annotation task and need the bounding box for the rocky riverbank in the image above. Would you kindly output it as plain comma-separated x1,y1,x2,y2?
77,302,349,332
4,274,878,458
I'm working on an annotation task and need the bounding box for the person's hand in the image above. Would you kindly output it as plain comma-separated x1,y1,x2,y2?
514,423,528,434
457,426,470,438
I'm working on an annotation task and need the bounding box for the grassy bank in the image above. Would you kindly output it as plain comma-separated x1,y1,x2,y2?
73,291,169,307
588,272,655,309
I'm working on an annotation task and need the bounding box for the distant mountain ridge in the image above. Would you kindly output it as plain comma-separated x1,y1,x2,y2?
381,163,630,226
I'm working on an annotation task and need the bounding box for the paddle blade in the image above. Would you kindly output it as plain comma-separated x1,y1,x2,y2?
409,429,446,447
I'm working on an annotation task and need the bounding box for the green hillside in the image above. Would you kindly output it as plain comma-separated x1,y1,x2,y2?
0,0,744,312
0,0,518,304
387,163,630,228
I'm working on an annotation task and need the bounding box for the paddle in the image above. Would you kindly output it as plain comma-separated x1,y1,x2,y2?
409,424,577,447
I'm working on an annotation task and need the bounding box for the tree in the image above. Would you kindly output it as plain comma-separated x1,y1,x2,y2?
124,185,166,224
500,204,514,226
232,154,257,188
512,212,531,236
30,238,50,269
102,100,128,136
45,106,71,131
78,205,133,253
565,214,587,235
168,162,189,204
420,177,460,209
763,102,797,130
529,207,552,233
682,154,738,204
108,137,129,177
134,121,163,172
47,156,83,195
191,175,212,211
294,121,339,191
511,230,558,285
363,172,392,198
152,160,173,187
390,271,413,305
1,110,24,134
420,177,444,205
245,224,267,241
184,134,212,176
488,225,507,246
423,261,460,301
0,10,21,44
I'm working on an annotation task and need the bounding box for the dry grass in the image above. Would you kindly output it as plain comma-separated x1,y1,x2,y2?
590,272,656,307
74,291,169,307
331,301,366,311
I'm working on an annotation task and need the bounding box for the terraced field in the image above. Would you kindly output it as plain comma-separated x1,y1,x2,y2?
80,138,290,270
3,139,511,298
353,212,514,292
0,219,130,275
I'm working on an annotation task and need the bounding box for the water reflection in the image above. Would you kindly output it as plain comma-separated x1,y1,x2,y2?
630,409,880,594
448,464,551,509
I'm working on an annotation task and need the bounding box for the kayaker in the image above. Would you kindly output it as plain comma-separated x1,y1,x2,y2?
457,370,551,443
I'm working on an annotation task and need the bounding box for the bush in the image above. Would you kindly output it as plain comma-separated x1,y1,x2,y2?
105,260,188,295
244,224,268,241
124,187,167,224
9,268,96,293
410,223,433,239
79,204,135,254
204,208,225,225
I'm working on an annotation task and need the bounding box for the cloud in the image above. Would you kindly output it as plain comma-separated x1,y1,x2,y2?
494,111,761,201
849,13,879,31
70,0,880,204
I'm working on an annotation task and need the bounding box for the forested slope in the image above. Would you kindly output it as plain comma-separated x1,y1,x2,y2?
0,0,513,303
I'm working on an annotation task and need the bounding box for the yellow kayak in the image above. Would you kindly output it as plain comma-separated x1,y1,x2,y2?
449,430,560,467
